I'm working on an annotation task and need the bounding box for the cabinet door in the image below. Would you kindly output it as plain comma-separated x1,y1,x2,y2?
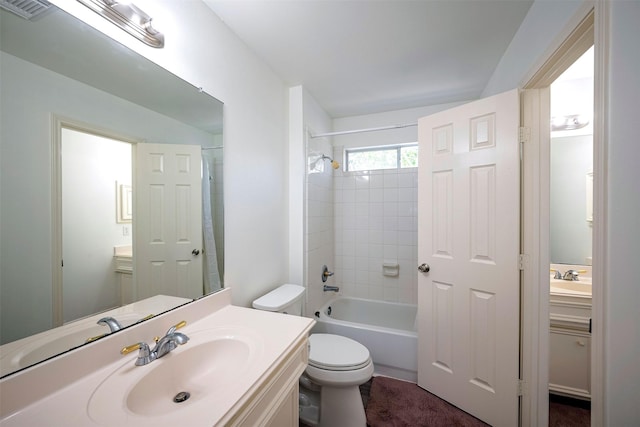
265,382,298,427
119,272,134,305
549,330,590,399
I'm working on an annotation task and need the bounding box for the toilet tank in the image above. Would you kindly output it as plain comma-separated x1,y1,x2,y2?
252,284,305,315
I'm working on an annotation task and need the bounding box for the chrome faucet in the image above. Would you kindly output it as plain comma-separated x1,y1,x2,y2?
98,316,123,332
562,270,580,281
323,284,340,292
121,320,189,366
154,324,189,359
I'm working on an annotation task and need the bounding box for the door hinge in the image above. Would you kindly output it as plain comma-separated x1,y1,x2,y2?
518,254,529,271
518,379,526,396
519,126,531,143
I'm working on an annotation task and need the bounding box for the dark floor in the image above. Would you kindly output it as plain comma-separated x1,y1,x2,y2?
549,394,591,426
301,379,591,426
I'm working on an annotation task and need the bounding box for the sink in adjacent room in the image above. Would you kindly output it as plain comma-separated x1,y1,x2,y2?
87,327,264,425
550,277,592,296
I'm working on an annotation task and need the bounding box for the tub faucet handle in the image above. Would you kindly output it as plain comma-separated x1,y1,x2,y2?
321,265,334,282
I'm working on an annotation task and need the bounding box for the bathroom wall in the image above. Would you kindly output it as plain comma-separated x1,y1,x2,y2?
602,3,640,422
306,136,335,314
332,161,418,303
299,88,334,316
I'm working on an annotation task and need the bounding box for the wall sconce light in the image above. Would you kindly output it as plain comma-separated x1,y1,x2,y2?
551,114,590,132
76,0,164,48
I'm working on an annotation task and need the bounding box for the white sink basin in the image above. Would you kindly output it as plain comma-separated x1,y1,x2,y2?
88,328,263,424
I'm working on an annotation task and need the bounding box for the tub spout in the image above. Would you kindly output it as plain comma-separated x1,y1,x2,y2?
323,284,339,292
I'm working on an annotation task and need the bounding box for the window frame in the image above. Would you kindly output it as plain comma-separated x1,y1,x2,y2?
345,143,418,172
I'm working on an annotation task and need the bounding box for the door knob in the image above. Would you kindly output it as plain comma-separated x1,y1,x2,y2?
418,263,430,273
192,249,200,256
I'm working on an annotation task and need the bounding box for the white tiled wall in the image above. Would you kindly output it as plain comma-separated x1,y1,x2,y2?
332,146,418,304
305,137,335,315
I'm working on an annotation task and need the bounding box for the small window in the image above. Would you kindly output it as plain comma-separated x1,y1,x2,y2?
346,144,418,172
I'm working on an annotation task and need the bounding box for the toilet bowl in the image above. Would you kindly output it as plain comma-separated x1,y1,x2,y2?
252,284,373,427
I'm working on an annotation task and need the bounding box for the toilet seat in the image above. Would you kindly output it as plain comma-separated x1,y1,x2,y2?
308,334,371,371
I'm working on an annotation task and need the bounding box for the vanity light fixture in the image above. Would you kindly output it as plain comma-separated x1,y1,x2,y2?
551,114,590,131
76,0,164,48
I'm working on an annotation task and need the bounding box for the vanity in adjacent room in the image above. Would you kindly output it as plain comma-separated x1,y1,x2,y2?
549,264,592,400
548,55,594,401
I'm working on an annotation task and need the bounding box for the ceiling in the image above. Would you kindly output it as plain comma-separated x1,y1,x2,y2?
204,0,534,118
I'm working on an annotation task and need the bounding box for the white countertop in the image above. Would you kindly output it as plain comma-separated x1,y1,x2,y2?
0,290,314,426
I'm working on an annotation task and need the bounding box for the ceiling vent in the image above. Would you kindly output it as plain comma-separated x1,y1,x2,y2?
0,0,53,20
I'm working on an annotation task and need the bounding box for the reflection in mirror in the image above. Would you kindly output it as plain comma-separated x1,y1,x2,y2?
0,5,224,377
549,47,594,267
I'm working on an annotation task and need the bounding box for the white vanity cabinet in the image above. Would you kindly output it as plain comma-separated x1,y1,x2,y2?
225,337,309,427
549,291,592,400
0,291,315,427
114,246,134,305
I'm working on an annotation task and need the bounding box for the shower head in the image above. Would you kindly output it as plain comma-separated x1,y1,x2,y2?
321,155,340,170
309,154,340,171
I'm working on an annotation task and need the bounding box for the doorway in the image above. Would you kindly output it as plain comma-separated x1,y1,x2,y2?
61,127,133,323
520,8,596,427
51,117,140,327
548,46,594,423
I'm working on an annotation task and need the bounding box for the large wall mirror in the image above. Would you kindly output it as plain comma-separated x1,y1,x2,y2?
549,46,593,267
0,5,224,377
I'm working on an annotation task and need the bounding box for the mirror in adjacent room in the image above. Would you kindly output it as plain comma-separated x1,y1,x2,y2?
0,4,224,377
549,46,594,268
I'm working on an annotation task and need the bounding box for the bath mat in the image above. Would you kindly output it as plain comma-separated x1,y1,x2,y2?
365,376,488,427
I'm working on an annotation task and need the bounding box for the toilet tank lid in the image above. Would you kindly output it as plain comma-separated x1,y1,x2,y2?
252,284,305,311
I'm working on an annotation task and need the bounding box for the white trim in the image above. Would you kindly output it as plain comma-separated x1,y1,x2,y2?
520,1,596,89
520,87,551,427
590,1,608,425
520,7,596,427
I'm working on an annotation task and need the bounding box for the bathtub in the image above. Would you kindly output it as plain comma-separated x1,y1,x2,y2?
311,296,418,382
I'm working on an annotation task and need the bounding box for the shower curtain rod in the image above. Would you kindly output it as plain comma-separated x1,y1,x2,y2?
310,122,417,139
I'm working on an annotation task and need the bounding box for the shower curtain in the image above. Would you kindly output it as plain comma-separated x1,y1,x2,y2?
202,159,221,292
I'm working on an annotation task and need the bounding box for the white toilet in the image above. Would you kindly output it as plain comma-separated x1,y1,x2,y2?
252,284,373,427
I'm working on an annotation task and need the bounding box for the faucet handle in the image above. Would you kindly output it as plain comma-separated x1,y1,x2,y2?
85,333,108,343
138,314,155,322
121,342,156,366
121,342,142,355
166,320,187,335
562,269,580,281
154,320,188,342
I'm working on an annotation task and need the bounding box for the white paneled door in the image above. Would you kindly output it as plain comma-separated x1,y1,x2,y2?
135,143,203,300
417,89,520,426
